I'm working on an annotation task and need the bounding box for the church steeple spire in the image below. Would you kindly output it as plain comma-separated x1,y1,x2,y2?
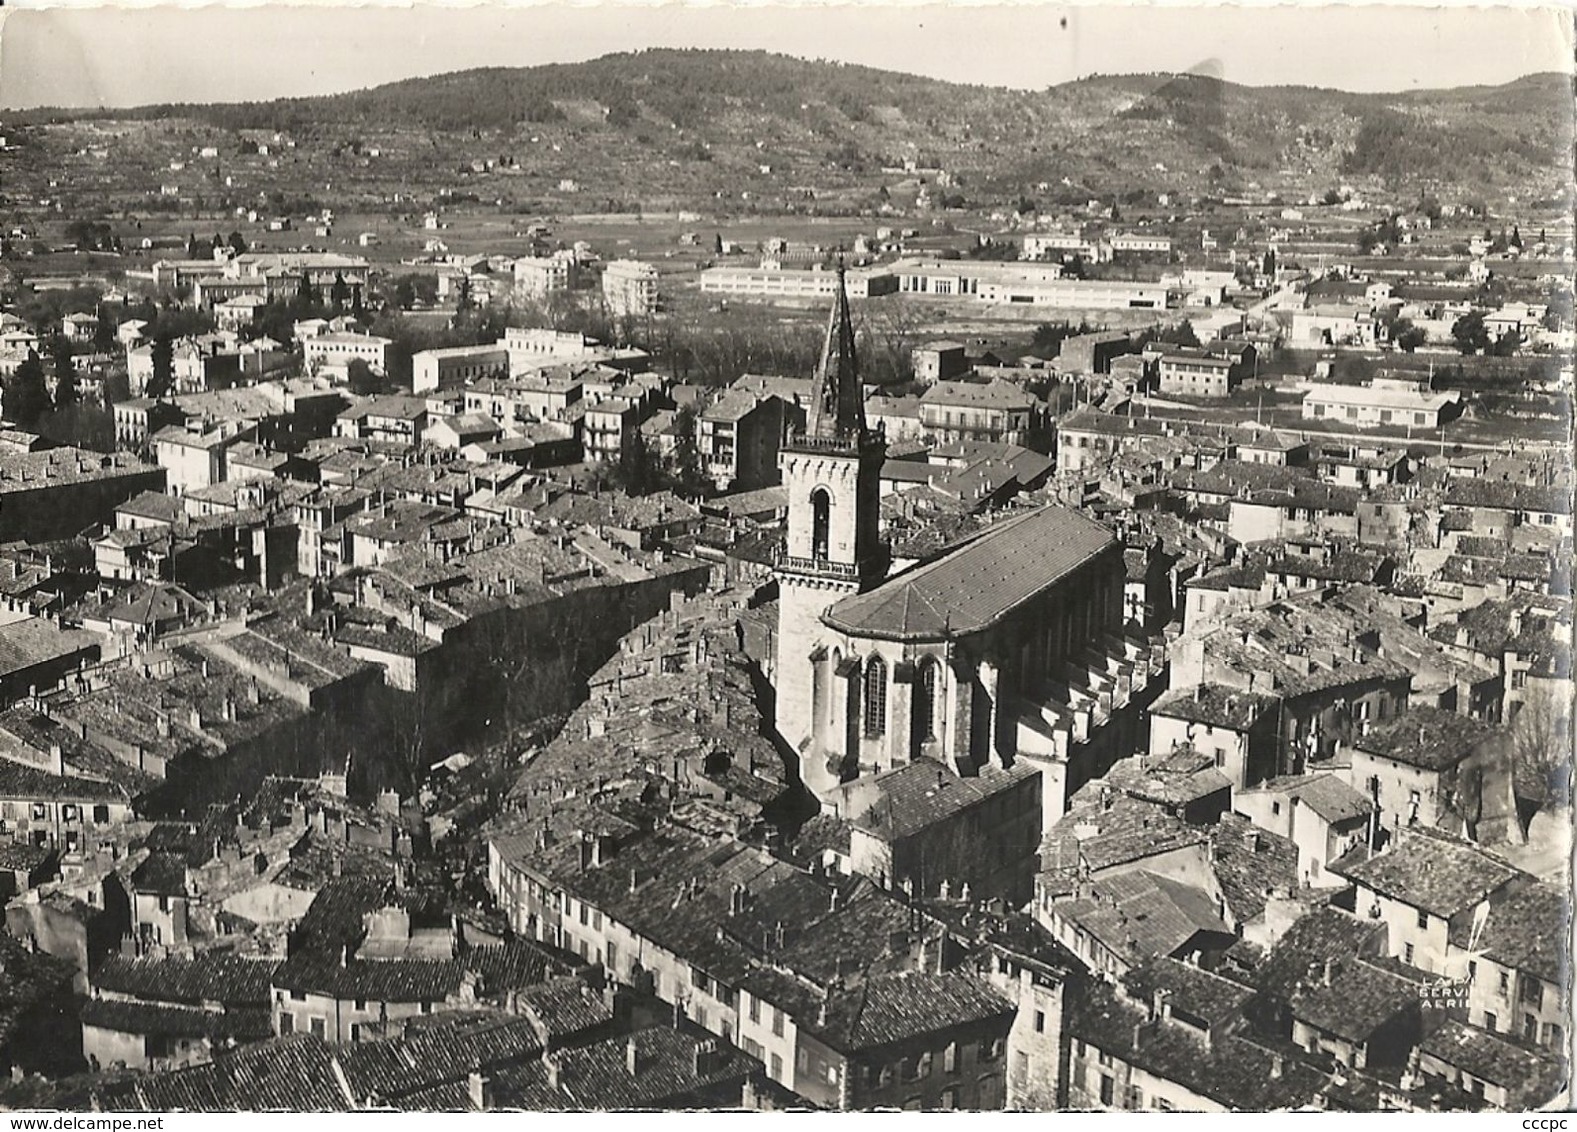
806,259,866,439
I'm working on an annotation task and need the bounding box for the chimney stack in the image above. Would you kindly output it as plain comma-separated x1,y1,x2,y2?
466,1070,488,1111
626,1036,642,1077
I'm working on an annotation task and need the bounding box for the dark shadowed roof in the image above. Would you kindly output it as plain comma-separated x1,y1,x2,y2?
824,505,1115,641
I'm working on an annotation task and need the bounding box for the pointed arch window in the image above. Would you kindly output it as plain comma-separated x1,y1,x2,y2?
810,488,831,561
916,659,941,742
864,656,888,738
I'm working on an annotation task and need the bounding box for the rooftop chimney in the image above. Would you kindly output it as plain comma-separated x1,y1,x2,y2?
466,1070,488,1111
625,1036,642,1077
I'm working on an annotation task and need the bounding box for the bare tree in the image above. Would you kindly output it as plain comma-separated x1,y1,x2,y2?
1509,679,1573,831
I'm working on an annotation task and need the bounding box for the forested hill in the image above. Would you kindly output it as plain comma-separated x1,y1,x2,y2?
19,50,1572,192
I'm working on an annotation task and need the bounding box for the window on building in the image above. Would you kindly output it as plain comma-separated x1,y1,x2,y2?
606,941,618,973
1034,1011,1045,1034
879,1064,894,1087
940,1088,957,1110
1404,943,1415,964
770,1053,783,1080
943,1042,958,1073
749,996,760,1024
916,1052,932,1079
1545,1023,1564,1050
1099,1075,1115,1106
771,1007,784,1037
93,804,110,823
1484,1012,1498,1032
917,660,940,741
1524,1014,1538,1041
279,1012,293,1034
1416,910,1429,929
1521,977,1544,1008
309,1017,326,1039
826,1064,839,1086
810,488,831,561
1499,972,1511,995
863,657,887,737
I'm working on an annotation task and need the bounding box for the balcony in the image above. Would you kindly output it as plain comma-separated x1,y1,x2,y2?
776,552,862,580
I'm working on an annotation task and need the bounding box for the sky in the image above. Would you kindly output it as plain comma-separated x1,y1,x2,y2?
0,1,1572,110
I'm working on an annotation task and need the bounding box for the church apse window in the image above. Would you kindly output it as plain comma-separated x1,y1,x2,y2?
864,656,888,738
810,488,831,561
915,658,940,742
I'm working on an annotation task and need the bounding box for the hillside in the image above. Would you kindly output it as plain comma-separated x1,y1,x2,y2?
10,51,1572,210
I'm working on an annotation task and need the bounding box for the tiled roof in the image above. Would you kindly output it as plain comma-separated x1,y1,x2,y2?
110,1034,354,1111
514,976,615,1044
1149,685,1277,730
0,758,128,803
1241,774,1374,825
336,1013,545,1106
1123,955,1254,1029
92,954,279,1007
1255,906,1387,1002
130,851,190,897
813,970,1014,1052
840,761,1039,842
1053,870,1230,964
271,953,467,1003
1354,707,1504,772
1067,979,1325,1110
1449,880,1568,983
1288,955,1424,1042
1207,814,1300,926
0,618,99,679
1419,1019,1567,1108
488,1025,753,1110
824,504,1115,641
464,939,569,998
1339,831,1525,918
80,999,273,1043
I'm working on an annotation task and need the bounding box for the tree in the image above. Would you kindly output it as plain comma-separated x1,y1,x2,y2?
394,277,417,310
4,351,51,429
1392,319,1427,353
1509,681,1572,832
345,357,381,395
1492,329,1524,357
713,232,723,255
1450,311,1491,355
49,335,78,408
456,275,473,313
351,283,366,321
330,271,350,313
664,406,711,500
185,232,201,258
1510,225,1523,250
611,430,662,496
228,230,248,255
148,334,175,399
1322,188,1343,206
1158,319,1200,349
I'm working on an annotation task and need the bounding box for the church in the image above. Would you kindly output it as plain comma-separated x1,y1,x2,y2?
772,267,1169,828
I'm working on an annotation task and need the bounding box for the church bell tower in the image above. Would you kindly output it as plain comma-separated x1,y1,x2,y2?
773,263,887,794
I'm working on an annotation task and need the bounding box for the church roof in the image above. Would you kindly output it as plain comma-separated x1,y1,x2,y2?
823,505,1116,641
804,262,866,440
